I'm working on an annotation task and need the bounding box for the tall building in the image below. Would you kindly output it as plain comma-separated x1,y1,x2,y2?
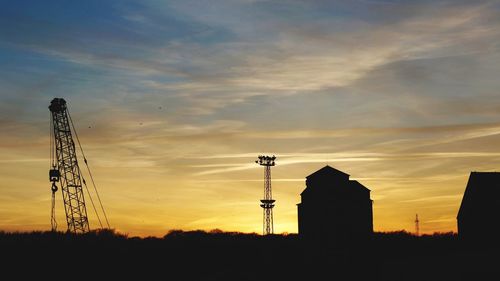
457,172,500,240
297,165,373,241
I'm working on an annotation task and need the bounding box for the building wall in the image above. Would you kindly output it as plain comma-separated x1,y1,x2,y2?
298,183,372,241
457,172,500,241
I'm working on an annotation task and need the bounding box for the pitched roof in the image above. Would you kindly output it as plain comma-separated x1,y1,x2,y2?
457,172,500,219
306,165,350,179
349,180,371,192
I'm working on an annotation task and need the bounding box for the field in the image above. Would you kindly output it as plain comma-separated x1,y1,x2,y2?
0,230,496,281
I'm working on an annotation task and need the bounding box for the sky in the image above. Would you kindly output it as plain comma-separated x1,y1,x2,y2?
1,0,500,237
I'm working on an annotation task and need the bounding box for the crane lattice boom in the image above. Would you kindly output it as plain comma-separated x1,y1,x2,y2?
49,98,90,233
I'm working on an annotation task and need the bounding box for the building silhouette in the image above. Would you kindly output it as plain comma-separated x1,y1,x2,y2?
457,172,500,240
297,165,373,241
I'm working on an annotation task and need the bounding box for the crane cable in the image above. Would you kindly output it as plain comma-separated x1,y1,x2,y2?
67,110,104,229
67,110,111,229
50,114,54,167
50,185,57,231
82,177,104,229
49,115,57,231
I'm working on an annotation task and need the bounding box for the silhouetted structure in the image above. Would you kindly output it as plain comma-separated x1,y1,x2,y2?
49,98,110,233
457,172,500,240
297,165,373,241
415,214,420,237
49,98,90,233
255,155,276,235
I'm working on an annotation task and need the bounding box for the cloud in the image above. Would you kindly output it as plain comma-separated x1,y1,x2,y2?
3,0,499,118
192,151,500,176
2,0,500,235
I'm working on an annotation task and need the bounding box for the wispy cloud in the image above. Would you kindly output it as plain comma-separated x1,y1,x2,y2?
400,194,463,203
192,151,500,176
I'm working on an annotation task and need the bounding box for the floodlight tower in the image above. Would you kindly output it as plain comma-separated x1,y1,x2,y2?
256,155,276,235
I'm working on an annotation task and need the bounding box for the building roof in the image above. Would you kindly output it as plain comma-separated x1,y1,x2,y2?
306,165,350,179
457,172,500,219
301,165,370,196
349,180,371,192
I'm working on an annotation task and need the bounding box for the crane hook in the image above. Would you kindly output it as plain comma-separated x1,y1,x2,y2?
51,182,58,193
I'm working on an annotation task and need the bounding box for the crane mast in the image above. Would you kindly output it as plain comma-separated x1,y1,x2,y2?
49,98,90,233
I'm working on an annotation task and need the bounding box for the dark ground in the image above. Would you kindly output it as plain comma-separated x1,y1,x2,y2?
0,229,497,281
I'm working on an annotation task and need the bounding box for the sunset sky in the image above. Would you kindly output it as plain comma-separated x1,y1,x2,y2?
2,0,500,237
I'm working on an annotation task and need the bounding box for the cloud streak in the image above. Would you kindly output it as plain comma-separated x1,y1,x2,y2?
1,0,500,235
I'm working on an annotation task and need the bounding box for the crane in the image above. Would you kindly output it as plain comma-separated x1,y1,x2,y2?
49,98,110,233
